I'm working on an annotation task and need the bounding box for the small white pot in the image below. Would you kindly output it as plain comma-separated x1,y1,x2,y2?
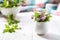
0,6,21,16
35,22,47,35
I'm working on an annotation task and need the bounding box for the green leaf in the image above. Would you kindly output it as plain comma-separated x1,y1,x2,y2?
14,24,18,29
34,11,39,18
34,11,39,21
9,28,15,33
12,24,15,28
7,14,14,20
3,29,9,33
43,14,52,22
2,0,19,8
7,20,12,25
3,0,7,7
5,24,10,29
14,20,19,24
12,24,18,30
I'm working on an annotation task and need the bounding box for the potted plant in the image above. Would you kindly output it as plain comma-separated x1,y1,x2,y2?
32,10,52,35
0,0,20,16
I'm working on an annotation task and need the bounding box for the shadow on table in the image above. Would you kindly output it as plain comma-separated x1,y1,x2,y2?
38,34,60,40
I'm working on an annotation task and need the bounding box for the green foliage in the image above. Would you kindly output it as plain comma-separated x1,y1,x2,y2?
44,14,52,22
2,0,19,8
3,24,20,33
34,11,39,21
34,11,52,22
7,14,14,20
3,0,7,7
7,14,19,25
3,14,20,33
3,24,21,33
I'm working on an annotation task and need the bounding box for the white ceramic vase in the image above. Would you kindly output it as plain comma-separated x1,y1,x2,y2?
35,22,46,35
0,6,21,16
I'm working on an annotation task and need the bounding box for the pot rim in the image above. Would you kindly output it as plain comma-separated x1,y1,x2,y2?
35,21,49,23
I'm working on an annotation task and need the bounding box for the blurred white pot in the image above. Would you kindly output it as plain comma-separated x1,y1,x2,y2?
35,22,47,35
0,6,21,16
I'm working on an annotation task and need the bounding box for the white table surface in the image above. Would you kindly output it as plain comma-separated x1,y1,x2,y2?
0,12,60,40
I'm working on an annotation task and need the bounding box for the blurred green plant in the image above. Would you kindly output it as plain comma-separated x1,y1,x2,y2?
3,24,21,33
32,10,52,22
3,14,20,33
2,0,20,8
7,14,19,25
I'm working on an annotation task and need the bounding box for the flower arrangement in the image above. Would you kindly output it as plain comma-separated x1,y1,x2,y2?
32,10,52,22
32,10,52,35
